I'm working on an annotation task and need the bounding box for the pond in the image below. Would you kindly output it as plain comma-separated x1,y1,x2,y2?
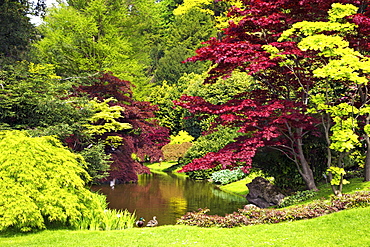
91,171,248,226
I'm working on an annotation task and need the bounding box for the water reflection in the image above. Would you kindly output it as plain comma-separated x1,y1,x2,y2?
91,172,247,225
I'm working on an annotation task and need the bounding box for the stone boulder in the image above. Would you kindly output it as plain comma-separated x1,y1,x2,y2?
246,177,285,208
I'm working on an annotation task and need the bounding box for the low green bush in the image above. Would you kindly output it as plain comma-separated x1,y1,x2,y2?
278,190,318,208
181,126,243,168
211,167,246,185
187,167,218,180
169,130,194,144
177,191,370,228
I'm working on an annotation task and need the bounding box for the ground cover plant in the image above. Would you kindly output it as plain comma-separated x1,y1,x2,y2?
176,191,370,228
211,167,246,185
278,190,318,208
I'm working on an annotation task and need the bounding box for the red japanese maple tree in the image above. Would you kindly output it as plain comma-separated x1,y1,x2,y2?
73,72,169,183
176,0,370,190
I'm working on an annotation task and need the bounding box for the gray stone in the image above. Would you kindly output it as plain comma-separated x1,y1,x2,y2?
246,177,285,208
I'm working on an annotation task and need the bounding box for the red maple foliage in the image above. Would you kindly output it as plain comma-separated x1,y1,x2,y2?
73,72,170,183
177,0,370,190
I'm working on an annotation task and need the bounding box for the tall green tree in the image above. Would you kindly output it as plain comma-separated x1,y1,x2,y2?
0,62,88,130
0,0,44,64
33,0,162,93
33,1,136,79
153,8,216,85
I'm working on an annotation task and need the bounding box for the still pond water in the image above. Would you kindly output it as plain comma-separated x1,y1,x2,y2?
91,171,247,226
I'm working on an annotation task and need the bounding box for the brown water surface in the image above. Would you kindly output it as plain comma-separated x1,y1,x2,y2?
91,171,247,226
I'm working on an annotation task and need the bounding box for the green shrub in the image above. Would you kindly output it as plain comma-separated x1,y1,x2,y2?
169,130,194,144
244,169,275,184
0,130,106,232
187,167,218,180
278,190,318,208
161,142,193,161
181,126,244,170
79,143,112,182
253,150,306,189
211,167,246,185
177,191,370,228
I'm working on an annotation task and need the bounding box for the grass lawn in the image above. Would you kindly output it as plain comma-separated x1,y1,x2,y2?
219,178,249,196
146,161,177,171
1,207,370,247
145,161,188,177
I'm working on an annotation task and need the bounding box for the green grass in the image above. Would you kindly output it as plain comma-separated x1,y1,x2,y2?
219,177,249,196
146,161,177,171
1,207,370,246
146,161,188,177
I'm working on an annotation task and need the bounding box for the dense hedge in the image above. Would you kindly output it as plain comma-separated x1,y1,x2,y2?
177,191,370,228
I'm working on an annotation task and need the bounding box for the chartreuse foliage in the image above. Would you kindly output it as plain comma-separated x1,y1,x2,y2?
273,3,370,194
76,195,136,231
84,98,132,137
0,130,106,232
173,0,244,29
280,3,370,193
33,0,143,82
169,130,194,144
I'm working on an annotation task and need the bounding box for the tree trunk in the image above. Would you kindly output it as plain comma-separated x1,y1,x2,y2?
297,133,318,191
299,155,318,191
365,137,370,181
364,114,370,181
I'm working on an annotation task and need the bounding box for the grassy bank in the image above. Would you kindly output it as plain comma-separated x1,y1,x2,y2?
219,178,249,196
1,206,370,247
